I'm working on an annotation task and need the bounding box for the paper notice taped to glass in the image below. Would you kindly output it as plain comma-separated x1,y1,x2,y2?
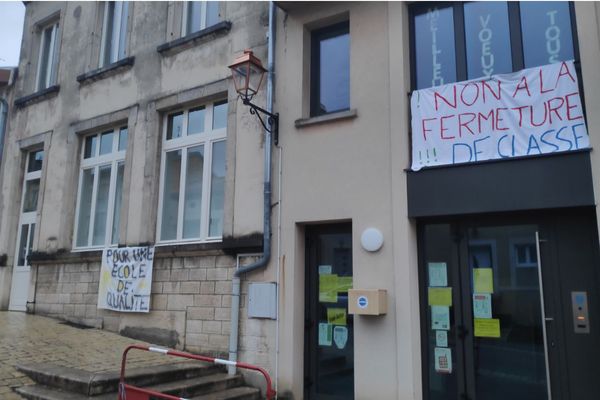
318,322,332,346
474,318,501,338
319,274,338,303
434,347,452,374
428,262,448,287
431,305,450,330
435,330,448,347
327,308,347,326
473,268,494,293
428,287,452,306
473,293,492,319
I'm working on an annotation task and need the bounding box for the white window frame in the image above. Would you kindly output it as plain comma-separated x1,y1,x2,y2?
181,1,219,36
156,101,227,245
99,1,129,67
73,127,127,250
35,22,59,91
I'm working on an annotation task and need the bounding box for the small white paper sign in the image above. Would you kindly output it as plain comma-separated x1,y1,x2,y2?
473,293,492,319
318,323,332,346
431,305,450,330
435,347,453,374
428,262,448,287
435,330,448,347
318,265,332,275
333,326,348,349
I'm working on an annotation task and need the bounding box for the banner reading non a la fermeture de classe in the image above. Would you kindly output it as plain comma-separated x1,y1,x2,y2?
411,60,589,171
98,246,154,312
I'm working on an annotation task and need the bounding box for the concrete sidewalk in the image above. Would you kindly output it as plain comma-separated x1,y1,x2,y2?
0,312,179,399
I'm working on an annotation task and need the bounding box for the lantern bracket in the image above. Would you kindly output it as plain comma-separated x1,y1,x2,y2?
243,98,279,146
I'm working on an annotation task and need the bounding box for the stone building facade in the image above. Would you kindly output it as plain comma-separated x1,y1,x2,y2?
0,0,273,376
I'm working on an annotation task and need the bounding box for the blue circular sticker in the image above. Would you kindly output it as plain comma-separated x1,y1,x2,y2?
357,296,368,309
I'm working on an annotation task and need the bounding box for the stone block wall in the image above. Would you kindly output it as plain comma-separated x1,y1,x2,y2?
33,252,274,372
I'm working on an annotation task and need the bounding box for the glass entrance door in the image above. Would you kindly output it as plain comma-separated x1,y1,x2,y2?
9,149,43,311
420,221,550,400
305,223,354,400
463,225,548,400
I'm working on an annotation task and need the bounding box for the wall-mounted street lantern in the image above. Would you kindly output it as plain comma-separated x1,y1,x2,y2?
229,50,278,144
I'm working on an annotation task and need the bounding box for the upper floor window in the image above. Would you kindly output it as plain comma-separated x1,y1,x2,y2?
158,101,227,244
310,21,350,116
412,1,577,89
74,127,127,249
100,1,129,67
182,1,220,36
36,22,59,91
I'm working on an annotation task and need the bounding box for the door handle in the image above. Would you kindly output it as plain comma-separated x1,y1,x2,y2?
545,317,554,322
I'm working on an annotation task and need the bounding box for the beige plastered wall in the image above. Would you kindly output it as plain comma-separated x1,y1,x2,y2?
272,3,421,399
0,1,267,309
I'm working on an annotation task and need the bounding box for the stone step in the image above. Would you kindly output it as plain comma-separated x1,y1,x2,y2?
14,384,114,400
190,386,261,400
15,383,261,400
16,361,222,396
148,373,244,398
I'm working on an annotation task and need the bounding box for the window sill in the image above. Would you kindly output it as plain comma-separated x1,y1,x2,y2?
155,234,262,257
295,109,357,129
29,249,102,265
14,85,60,108
157,21,232,56
76,56,135,86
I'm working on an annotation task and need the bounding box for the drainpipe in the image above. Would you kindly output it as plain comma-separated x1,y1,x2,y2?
234,0,275,278
0,98,7,166
229,2,277,377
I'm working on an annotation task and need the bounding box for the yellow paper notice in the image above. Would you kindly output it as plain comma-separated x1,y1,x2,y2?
337,276,353,292
319,274,338,303
428,287,452,306
327,308,347,325
473,268,494,293
474,318,501,338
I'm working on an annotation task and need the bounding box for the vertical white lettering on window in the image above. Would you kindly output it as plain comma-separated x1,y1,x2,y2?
427,8,444,87
546,10,561,63
479,14,494,78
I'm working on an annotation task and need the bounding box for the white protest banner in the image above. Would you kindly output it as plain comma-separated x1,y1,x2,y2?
411,61,589,171
98,246,154,312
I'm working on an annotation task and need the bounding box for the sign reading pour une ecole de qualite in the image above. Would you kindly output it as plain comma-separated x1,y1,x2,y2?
97,246,154,313
410,60,589,171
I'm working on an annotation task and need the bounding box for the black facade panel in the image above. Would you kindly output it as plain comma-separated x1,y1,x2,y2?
407,151,595,217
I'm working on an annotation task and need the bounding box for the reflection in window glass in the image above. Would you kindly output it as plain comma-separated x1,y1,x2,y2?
17,225,29,266
28,150,44,172
167,112,184,140
209,140,226,237
161,150,182,240
464,2,512,79
22,179,40,213
111,162,125,244
521,2,574,68
313,22,350,115
84,135,98,159
99,131,114,155
415,7,456,89
187,1,203,34
206,2,219,27
118,128,128,151
76,168,95,247
183,146,204,239
28,224,35,259
212,102,228,130
92,165,111,246
188,107,206,135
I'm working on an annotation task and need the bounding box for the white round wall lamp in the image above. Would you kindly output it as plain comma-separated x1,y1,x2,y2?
360,228,384,252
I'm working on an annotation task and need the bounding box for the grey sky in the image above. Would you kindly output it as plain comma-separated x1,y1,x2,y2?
0,1,25,67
